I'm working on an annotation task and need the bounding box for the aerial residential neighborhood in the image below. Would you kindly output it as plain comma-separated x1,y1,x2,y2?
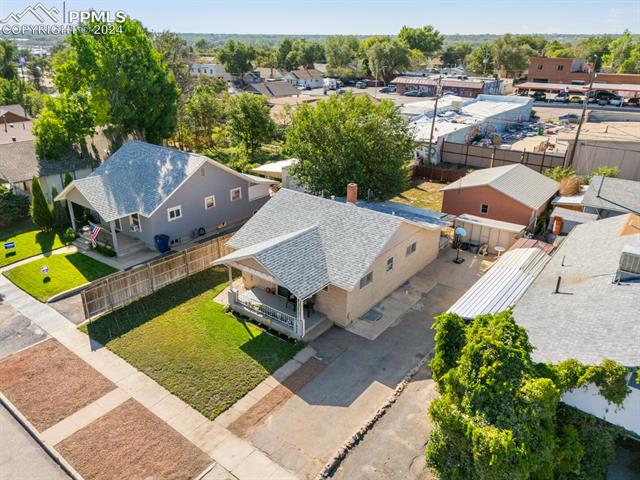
1,2,639,480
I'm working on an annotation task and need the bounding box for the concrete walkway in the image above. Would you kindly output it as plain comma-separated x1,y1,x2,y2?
0,276,299,480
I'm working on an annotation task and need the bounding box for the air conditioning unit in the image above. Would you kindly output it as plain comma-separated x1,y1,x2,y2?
615,245,640,282
130,225,140,232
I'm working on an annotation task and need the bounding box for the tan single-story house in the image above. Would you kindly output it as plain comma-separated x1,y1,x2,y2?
213,186,447,340
441,164,558,228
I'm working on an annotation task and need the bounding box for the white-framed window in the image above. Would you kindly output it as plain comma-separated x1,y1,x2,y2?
386,257,394,272
167,205,182,222
204,195,216,210
230,187,242,202
406,242,416,256
130,213,141,232
359,271,374,289
480,203,489,214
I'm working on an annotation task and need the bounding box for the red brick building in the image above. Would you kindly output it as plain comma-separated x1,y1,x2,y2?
527,57,593,84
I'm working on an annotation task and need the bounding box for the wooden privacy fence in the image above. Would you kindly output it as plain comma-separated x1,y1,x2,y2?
440,141,566,173
81,232,235,319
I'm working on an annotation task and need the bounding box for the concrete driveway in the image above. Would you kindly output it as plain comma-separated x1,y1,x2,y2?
234,249,493,479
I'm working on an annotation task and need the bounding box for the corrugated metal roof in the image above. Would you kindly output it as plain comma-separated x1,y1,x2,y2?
447,246,551,320
391,76,488,89
441,164,559,210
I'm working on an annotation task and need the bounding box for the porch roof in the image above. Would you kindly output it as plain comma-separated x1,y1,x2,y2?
215,226,330,300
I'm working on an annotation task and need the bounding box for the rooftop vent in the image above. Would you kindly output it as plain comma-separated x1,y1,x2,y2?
615,245,640,283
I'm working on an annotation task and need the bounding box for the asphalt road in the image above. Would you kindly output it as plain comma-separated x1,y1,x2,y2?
0,404,70,480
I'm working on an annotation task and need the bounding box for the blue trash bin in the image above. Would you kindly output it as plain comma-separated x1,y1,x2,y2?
154,234,170,253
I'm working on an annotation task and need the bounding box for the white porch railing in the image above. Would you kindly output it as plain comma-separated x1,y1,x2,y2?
234,290,300,336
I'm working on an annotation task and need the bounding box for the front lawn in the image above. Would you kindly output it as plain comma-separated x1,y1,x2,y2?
3,253,117,302
81,267,302,420
391,180,446,211
1,220,74,267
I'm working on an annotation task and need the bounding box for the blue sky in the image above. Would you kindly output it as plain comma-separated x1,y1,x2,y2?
2,0,639,34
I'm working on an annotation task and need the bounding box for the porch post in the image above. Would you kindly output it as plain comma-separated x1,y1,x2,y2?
297,298,305,339
67,201,77,231
227,265,233,287
109,220,119,254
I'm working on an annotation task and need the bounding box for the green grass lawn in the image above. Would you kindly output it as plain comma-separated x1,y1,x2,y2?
80,267,302,420
3,253,117,302
0,220,74,268
391,180,446,211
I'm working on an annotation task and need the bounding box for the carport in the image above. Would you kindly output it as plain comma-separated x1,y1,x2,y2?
454,214,525,254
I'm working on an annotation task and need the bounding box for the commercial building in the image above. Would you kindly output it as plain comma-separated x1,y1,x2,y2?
527,56,640,86
391,75,502,98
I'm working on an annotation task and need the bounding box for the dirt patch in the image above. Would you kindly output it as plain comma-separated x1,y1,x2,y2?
49,294,86,325
229,357,326,438
55,399,211,480
0,338,115,431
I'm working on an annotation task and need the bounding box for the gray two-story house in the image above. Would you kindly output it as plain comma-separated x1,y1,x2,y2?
56,141,275,256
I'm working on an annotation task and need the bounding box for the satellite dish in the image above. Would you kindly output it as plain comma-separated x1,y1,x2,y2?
454,227,467,237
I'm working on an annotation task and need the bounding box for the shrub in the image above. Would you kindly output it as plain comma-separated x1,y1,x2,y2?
584,165,620,184
50,186,70,228
0,185,29,226
94,244,117,257
29,177,53,231
64,227,76,244
544,166,575,181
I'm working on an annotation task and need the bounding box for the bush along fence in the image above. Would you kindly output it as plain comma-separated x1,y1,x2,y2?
81,232,235,319
439,141,566,172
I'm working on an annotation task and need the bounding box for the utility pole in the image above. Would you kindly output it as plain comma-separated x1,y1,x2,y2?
565,63,596,167
425,76,443,166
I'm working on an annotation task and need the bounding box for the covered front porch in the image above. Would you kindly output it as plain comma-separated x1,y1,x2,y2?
224,265,329,342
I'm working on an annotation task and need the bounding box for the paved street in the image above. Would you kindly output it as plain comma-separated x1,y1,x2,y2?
0,404,69,480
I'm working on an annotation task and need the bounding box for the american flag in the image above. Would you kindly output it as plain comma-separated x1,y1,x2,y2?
88,222,101,248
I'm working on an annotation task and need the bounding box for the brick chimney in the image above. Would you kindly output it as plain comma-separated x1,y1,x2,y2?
346,183,358,204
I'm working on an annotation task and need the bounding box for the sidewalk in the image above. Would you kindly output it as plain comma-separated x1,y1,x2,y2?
0,276,299,480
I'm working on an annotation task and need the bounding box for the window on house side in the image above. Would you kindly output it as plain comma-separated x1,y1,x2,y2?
480,203,489,214
406,242,417,257
537,64,543,70
230,188,242,202
204,195,215,210
386,257,394,272
359,271,374,289
167,206,182,221
557,65,564,71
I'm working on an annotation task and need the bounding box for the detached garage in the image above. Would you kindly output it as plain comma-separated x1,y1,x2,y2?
455,214,525,254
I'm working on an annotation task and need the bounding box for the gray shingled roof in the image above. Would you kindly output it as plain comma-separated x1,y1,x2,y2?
441,164,559,210
582,176,640,215
214,189,409,296
246,81,300,98
513,214,640,367
59,141,271,222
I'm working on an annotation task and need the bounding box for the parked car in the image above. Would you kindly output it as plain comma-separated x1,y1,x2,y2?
404,90,427,97
569,94,585,103
336,88,346,95
530,91,546,102
553,92,571,103
608,95,623,106
355,81,367,89
379,85,396,93
559,113,580,123
589,90,618,104
625,97,640,107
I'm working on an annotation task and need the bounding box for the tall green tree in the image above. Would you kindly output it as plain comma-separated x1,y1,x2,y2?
50,186,69,228
604,30,640,73
276,38,295,71
466,44,494,75
440,42,473,67
397,25,444,58
225,93,276,161
218,40,256,79
286,93,411,199
366,38,410,84
492,34,534,78
288,39,324,69
324,35,361,77
576,35,612,70
176,82,228,150
54,18,179,144
154,31,193,95
0,40,18,79
426,310,628,480
30,177,53,231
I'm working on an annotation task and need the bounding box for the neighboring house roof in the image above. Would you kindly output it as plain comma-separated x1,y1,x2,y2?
245,81,300,98
440,164,559,210
255,67,285,80
0,136,101,184
581,176,640,215
550,206,598,224
250,159,297,179
214,189,438,299
448,243,552,320
513,214,640,366
0,118,34,144
339,199,454,229
0,104,30,122
56,141,275,222
287,68,324,81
